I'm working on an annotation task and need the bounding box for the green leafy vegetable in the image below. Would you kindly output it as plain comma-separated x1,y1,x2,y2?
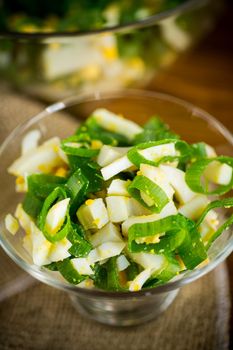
127,175,169,212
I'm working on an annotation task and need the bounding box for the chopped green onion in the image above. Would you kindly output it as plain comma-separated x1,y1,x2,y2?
93,257,126,291
61,135,99,158
127,175,169,213
191,142,207,160
126,260,140,281
66,169,89,216
44,262,58,271
27,174,66,199
128,214,207,269
133,116,179,145
195,197,233,249
177,227,207,269
77,118,130,146
127,139,190,168
143,254,180,287
38,186,70,243
185,156,233,195
67,223,92,258
57,258,87,285
22,192,43,219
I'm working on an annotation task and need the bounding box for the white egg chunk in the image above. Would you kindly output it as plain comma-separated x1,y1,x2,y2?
15,173,28,193
30,222,52,266
89,222,123,247
204,143,217,158
15,203,33,234
178,195,209,220
139,143,177,163
106,196,130,222
88,241,126,264
130,252,166,271
78,279,94,289
199,210,219,244
71,258,93,276
23,234,33,255
57,145,69,164
116,255,130,272
122,201,177,236
21,129,41,155
5,214,19,235
107,179,131,196
97,145,131,167
127,198,151,216
45,198,70,236
204,161,232,185
101,155,133,181
160,17,191,52
92,108,143,141
48,238,72,262
8,137,65,177
140,191,154,207
135,234,161,245
140,164,175,199
160,165,196,204
129,268,152,292
77,198,109,230
97,146,122,167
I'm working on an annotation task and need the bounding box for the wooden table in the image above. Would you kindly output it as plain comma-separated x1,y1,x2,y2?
148,3,233,345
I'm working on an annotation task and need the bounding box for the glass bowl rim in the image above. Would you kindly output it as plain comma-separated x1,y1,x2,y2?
0,0,207,40
0,88,232,298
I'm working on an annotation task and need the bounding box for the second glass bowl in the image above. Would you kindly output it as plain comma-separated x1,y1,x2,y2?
0,0,222,101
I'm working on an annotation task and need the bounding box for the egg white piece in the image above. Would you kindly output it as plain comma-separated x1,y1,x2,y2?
15,203,33,234
77,198,109,230
122,201,177,236
5,214,19,235
8,137,65,177
139,143,177,163
204,161,232,185
97,145,131,167
45,198,70,235
92,108,143,140
30,222,52,266
71,258,93,276
130,252,166,271
49,238,72,262
140,164,174,199
106,196,130,223
89,222,123,247
178,195,209,220
21,129,41,155
116,255,130,272
101,155,133,181
129,268,152,292
88,241,126,264
107,179,131,196
160,165,196,204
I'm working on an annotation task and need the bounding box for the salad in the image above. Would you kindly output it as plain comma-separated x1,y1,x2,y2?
5,109,233,292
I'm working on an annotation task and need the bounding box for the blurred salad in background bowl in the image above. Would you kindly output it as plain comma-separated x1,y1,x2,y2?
0,0,222,101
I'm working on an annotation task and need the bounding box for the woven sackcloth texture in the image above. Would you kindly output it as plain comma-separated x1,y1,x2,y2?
0,87,231,350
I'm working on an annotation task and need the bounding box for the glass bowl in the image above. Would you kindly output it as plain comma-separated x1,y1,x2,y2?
0,0,222,102
0,90,232,326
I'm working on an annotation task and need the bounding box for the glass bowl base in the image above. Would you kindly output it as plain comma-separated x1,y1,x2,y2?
69,289,179,326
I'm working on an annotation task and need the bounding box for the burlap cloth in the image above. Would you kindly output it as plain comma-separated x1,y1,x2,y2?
0,87,231,350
